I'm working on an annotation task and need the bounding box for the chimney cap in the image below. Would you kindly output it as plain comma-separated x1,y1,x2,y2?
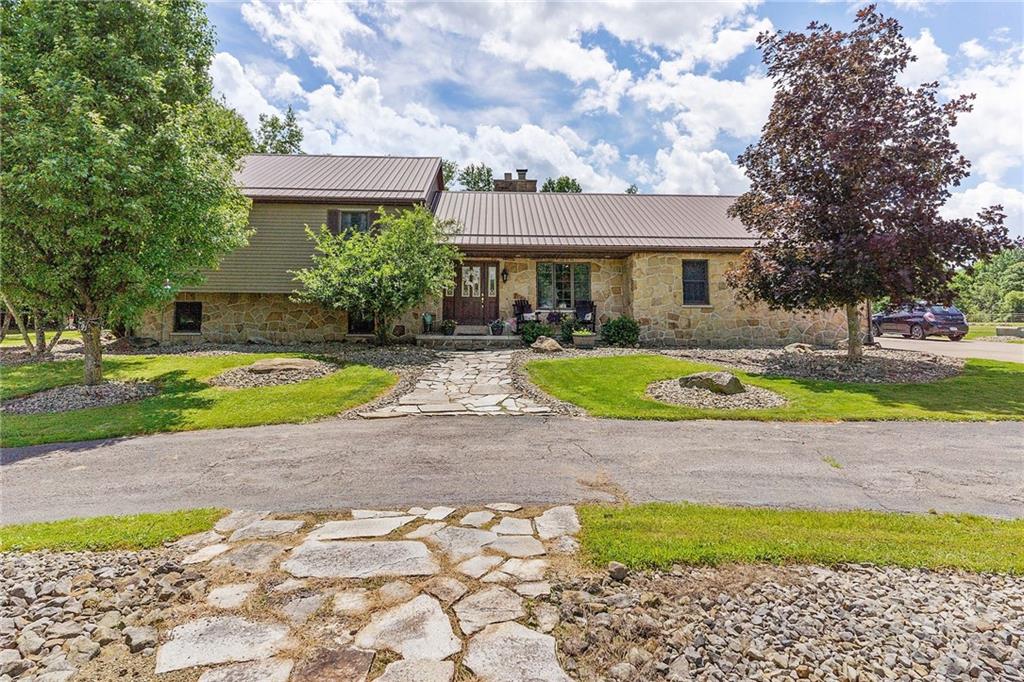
516,168,528,179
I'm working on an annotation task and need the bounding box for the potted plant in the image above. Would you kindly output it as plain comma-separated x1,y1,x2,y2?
572,329,597,348
441,319,457,336
489,319,506,336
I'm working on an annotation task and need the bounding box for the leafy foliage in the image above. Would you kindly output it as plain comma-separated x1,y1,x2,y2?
951,248,1024,321
457,163,494,191
559,317,586,344
518,321,555,344
725,5,1010,359
292,205,461,344
600,315,640,346
255,105,303,154
625,184,639,195
541,176,583,193
440,159,458,189
1,0,252,383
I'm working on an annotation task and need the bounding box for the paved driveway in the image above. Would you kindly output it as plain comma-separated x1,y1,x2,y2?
3,418,1021,523
878,336,1024,362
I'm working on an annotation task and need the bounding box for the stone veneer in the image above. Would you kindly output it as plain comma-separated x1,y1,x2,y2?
499,258,626,325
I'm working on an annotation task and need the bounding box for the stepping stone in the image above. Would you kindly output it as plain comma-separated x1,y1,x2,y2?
182,543,231,565
211,543,285,573
283,540,439,579
453,585,525,635
206,583,258,609
466,394,508,407
291,647,374,682
172,530,224,551
228,519,303,542
488,536,546,558
398,391,450,405
333,588,371,616
197,658,293,682
308,516,416,540
418,403,467,413
271,578,307,593
378,580,417,605
486,503,522,512
406,507,430,516
460,511,495,528
215,511,269,533
375,659,455,682
154,616,291,673
481,571,515,584
534,506,580,540
456,555,503,579
405,522,446,539
499,559,548,581
464,622,571,682
281,593,326,624
362,408,408,419
426,526,498,562
549,536,580,554
423,506,456,521
421,576,467,605
354,595,460,661
492,517,533,535
469,384,509,395
515,582,551,597
352,509,407,519
534,603,560,633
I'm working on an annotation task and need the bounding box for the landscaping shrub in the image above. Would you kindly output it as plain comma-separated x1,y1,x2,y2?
601,315,640,346
519,321,555,344
559,318,586,344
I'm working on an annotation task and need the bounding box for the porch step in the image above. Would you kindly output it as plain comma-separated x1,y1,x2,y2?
454,325,490,335
416,334,523,350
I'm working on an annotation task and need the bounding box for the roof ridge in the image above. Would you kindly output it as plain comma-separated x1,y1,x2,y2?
440,191,740,198
243,153,442,160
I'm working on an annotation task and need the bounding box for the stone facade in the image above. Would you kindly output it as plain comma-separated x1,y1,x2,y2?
625,252,848,347
498,257,627,325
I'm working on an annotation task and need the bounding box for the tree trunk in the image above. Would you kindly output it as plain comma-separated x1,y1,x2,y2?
44,327,64,353
845,302,863,361
82,321,103,385
0,314,10,342
33,310,46,355
374,314,391,346
2,293,33,351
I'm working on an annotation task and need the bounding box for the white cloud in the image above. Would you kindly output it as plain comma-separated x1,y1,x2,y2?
899,29,948,87
652,137,749,195
959,39,990,61
211,52,278,126
942,182,1024,238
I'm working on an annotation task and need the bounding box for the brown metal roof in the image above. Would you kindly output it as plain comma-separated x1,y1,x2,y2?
235,154,442,204
433,191,754,252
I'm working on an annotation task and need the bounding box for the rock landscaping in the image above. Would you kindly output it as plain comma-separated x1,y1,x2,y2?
209,358,339,389
646,379,788,409
0,381,158,415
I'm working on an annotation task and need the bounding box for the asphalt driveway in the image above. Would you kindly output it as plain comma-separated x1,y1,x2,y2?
877,336,1024,362
3,417,1021,523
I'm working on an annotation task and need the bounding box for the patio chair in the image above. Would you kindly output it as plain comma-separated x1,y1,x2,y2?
513,299,534,329
574,300,596,332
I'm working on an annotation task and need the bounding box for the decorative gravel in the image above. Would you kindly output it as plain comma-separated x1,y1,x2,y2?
645,379,787,410
209,359,339,389
1,381,158,415
553,564,1024,681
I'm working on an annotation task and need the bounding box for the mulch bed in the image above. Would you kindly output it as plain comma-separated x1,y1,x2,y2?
645,380,788,410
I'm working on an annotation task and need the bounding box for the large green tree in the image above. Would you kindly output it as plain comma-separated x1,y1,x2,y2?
952,248,1024,321
726,5,1009,359
541,176,582,193
1,0,252,384
255,105,303,154
440,159,458,190
457,163,494,191
293,206,461,345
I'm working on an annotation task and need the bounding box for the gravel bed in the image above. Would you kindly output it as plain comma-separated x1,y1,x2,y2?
208,359,339,388
553,563,1024,681
1,381,158,415
645,380,788,409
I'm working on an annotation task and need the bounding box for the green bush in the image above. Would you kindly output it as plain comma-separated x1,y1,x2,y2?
519,321,555,344
559,318,586,344
601,315,640,346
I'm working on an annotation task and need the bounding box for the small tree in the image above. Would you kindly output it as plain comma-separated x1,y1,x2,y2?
255,105,304,154
1,0,252,383
457,163,493,191
625,184,639,195
726,5,1010,359
440,159,458,190
293,205,462,344
541,176,582,193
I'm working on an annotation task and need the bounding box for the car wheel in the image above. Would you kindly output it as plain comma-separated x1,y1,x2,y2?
910,324,925,340
949,334,964,342
871,323,882,338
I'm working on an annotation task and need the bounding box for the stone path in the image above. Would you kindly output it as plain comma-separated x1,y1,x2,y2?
362,351,550,418
149,505,577,681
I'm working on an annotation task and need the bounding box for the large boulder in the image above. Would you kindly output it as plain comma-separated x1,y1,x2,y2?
784,342,814,353
246,358,322,374
530,336,563,353
678,371,745,395
127,336,159,349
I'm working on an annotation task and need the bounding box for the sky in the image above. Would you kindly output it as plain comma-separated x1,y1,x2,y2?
206,0,1024,237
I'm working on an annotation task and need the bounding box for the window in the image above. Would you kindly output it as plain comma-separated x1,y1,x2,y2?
327,210,371,236
682,260,709,306
348,312,374,334
487,266,497,297
173,301,202,333
536,263,591,309
462,265,481,297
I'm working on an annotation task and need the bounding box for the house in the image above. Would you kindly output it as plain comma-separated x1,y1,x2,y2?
137,154,847,347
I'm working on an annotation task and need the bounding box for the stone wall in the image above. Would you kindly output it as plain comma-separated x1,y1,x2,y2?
625,252,848,346
499,257,627,325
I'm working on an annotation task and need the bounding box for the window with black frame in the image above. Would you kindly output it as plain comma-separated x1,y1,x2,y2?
327,210,371,236
173,301,202,333
682,259,710,306
536,263,591,309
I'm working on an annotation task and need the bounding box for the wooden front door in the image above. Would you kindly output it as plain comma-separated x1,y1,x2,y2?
444,261,499,325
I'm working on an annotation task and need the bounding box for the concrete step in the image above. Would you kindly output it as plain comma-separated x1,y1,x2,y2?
454,325,490,335
416,334,523,350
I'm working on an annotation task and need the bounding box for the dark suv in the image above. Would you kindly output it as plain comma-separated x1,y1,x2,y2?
871,304,969,341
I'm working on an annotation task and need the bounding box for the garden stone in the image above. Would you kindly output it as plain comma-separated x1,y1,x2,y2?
281,593,326,624
489,536,546,557
460,511,495,527
283,540,439,578
784,342,815,353
481,571,515,584
405,522,446,539
453,586,525,635
678,371,745,395
375,659,455,682
500,559,548,581
197,659,294,682
464,622,571,682
332,589,371,616
608,561,628,581
171,530,225,551
154,616,291,673
309,516,416,540
228,519,303,542
247,358,321,374
457,555,504,579
534,604,560,633
206,583,258,609
378,581,417,605
422,577,468,605
424,506,456,520
492,517,533,535
534,506,581,539
271,578,307,593
182,543,231,565
352,509,407,519
292,647,375,682
18,630,44,656
211,542,285,573
426,526,498,562
530,336,563,353
0,650,30,678
516,581,551,597
123,626,157,653
354,595,460,661
486,503,522,512
215,510,269,533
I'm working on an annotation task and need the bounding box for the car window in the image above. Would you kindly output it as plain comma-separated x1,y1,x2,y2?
928,305,958,314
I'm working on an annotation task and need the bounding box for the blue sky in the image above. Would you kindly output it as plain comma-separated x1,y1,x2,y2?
206,1,1024,235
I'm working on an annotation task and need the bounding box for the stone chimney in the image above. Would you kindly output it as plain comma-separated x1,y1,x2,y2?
494,168,537,192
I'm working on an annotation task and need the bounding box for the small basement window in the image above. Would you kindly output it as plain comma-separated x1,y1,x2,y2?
173,301,203,333
682,260,710,306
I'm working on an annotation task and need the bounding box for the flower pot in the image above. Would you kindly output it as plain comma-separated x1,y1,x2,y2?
572,333,596,348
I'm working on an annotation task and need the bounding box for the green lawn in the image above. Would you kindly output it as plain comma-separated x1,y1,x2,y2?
965,322,1024,340
0,508,225,552
579,503,1024,573
1,353,396,447
1,329,81,347
526,354,1023,422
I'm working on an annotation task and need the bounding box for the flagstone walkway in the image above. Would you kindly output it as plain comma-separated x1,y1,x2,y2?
148,504,579,681
361,350,551,418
